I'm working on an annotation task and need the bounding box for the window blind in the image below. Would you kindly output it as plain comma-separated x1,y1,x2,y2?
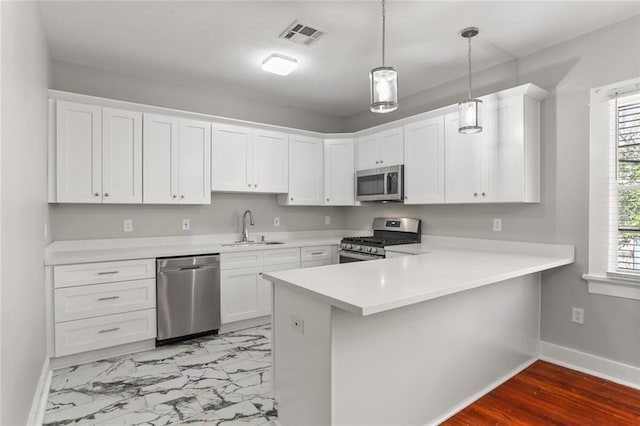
609,92,640,274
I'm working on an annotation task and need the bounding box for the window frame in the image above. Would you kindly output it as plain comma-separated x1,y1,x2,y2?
584,77,640,300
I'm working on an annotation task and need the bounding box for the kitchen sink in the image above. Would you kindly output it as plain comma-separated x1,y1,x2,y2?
221,241,285,247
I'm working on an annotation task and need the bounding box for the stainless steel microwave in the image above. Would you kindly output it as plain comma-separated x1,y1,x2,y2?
356,165,404,202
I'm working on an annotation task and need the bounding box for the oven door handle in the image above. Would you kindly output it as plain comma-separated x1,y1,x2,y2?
339,250,382,261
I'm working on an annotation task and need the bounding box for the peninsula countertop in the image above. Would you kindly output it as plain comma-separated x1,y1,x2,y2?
264,237,574,316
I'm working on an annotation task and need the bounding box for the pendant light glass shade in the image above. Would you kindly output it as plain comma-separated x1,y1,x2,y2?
459,27,482,134
458,98,482,134
370,66,398,113
370,0,398,113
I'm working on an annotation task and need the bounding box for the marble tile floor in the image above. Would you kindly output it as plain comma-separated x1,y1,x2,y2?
44,325,277,425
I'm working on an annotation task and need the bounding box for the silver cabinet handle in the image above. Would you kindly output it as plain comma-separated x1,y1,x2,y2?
326,198,330,202
97,296,120,301
94,192,100,197
290,197,294,201
98,327,120,334
311,252,323,255
255,184,258,188
248,183,251,187
97,271,119,275
482,192,486,196
172,195,177,199
375,161,379,164
473,193,478,197
180,195,185,199
104,193,109,197
380,160,384,164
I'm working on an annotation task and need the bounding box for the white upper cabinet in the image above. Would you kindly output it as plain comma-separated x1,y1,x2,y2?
404,116,445,204
143,113,211,204
253,129,289,193
324,138,355,206
102,108,143,204
56,101,102,203
179,119,211,204
211,125,288,193
278,135,324,205
356,127,403,170
444,91,541,203
55,101,142,204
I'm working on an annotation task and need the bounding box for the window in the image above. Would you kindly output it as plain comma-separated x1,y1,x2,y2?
613,95,640,274
585,77,640,300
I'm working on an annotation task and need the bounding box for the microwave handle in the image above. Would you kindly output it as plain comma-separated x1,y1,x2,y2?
385,172,391,195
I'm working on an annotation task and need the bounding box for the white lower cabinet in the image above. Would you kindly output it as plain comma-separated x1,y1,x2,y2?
52,259,156,358
55,309,156,357
220,249,302,325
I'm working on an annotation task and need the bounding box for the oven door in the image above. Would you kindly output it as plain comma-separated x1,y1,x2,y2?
339,250,383,263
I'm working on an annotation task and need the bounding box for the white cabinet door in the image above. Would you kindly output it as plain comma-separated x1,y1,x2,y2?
102,108,142,204
444,112,485,203
377,127,404,167
56,101,102,203
324,139,355,205
143,113,180,204
211,124,252,192
220,266,263,324
356,134,379,170
179,119,211,204
286,135,324,205
253,130,288,193
260,262,299,315
404,117,445,204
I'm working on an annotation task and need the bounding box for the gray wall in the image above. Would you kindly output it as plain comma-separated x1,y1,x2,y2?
50,193,346,240
344,15,640,367
1,2,51,423
51,60,344,134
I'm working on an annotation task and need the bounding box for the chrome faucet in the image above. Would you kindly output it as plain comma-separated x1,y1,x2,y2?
241,210,255,242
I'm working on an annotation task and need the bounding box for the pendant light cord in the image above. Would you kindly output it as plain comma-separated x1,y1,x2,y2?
467,36,473,99
382,0,386,66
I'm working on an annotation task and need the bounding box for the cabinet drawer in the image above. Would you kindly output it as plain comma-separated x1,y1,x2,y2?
54,259,155,288
263,248,301,266
55,279,156,322
301,259,332,268
55,309,156,357
301,245,331,262
221,251,263,270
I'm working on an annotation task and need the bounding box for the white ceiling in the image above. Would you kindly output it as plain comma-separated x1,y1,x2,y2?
39,1,640,117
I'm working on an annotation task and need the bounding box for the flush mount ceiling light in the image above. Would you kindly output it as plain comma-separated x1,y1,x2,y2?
262,53,298,76
458,27,482,134
370,0,398,113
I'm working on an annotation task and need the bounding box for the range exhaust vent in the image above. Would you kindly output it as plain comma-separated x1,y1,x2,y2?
279,20,324,46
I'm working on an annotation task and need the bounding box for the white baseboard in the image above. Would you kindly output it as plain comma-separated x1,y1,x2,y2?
540,341,640,390
429,357,538,425
27,357,52,426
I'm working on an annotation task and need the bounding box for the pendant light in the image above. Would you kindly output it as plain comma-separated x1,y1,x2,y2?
458,27,482,134
370,0,398,113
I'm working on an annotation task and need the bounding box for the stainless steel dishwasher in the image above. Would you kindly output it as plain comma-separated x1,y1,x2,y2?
156,254,220,345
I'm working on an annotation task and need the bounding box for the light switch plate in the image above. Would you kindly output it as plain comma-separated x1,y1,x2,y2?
274,217,280,227
123,219,133,233
493,218,502,232
182,219,190,231
325,215,331,225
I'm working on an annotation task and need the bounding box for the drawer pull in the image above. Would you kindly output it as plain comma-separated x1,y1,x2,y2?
97,271,120,275
98,327,120,334
310,252,324,255
97,296,120,301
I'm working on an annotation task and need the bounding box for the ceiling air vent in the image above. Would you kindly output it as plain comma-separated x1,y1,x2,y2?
279,20,324,47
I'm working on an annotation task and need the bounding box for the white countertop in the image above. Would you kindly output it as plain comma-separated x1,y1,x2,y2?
44,230,363,265
264,237,574,316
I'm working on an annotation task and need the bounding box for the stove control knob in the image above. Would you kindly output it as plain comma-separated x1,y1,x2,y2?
347,244,353,249
356,246,362,251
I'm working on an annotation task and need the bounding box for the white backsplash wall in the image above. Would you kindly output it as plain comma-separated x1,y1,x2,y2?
49,192,347,241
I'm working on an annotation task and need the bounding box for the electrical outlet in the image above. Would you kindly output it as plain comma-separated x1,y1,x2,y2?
291,316,304,334
182,219,190,231
325,215,331,225
493,218,502,232
123,219,133,233
274,217,280,227
571,307,584,324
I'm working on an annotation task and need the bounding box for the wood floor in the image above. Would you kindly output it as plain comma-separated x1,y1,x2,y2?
442,360,640,425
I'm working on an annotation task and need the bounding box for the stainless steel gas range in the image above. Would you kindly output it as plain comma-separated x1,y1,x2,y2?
339,218,421,263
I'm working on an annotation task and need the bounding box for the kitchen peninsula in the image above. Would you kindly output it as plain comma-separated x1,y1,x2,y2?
264,236,574,425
